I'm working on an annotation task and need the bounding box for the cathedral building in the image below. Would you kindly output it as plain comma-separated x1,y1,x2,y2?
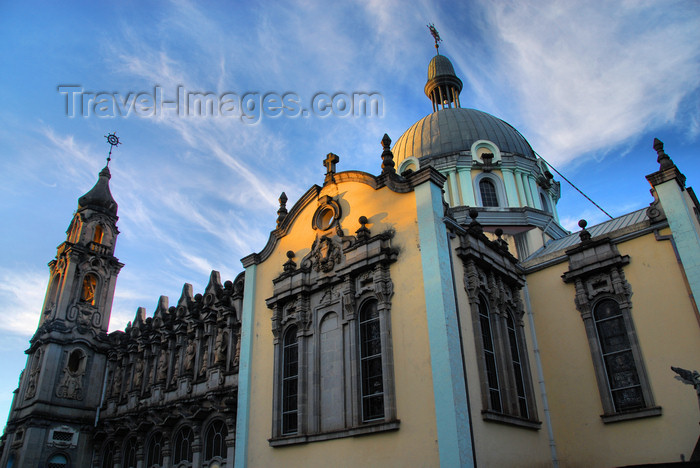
2,46,700,468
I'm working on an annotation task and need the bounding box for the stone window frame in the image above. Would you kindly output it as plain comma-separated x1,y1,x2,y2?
576,291,660,422
267,228,400,447
562,238,661,423
172,425,194,466
202,418,228,466
100,439,116,468
269,286,398,446
473,172,508,208
145,432,164,468
122,436,137,468
470,292,540,428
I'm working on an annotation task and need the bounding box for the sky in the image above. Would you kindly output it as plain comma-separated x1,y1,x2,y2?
0,0,698,430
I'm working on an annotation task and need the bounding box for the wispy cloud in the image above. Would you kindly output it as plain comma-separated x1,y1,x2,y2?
0,267,46,337
453,0,700,166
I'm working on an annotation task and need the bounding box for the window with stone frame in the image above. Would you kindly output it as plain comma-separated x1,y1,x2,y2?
122,436,137,468
100,441,115,468
172,426,194,466
460,231,540,429
562,236,661,423
203,419,228,465
266,211,399,446
470,292,538,426
479,179,499,207
145,432,164,468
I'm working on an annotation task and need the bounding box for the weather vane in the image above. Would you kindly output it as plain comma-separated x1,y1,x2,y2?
427,23,442,53
105,132,121,166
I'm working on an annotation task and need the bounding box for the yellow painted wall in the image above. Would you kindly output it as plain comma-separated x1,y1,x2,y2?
449,236,554,468
245,178,441,467
526,230,700,467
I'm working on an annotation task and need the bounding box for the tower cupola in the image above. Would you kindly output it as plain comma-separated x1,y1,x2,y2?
424,53,463,112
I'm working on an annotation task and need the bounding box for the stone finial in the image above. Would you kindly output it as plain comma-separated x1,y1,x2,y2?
381,134,396,175
283,250,297,273
578,219,592,243
276,192,288,228
468,208,483,234
356,216,370,241
323,153,339,184
495,228,509,251
653,138,674,171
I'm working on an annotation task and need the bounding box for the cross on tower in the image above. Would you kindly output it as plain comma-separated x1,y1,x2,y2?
323,152,339,184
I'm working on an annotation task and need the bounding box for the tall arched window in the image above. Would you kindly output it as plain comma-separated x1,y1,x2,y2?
479,179,499,207
93,224,104,244
122,437,137,468
478,297,501,412
359,300,384,421
593,299,645,411
101,441,115,468
204,419,228,463
172,426,194,465
145,432,164,468
281,326,299,435
506,311,528,419
81,274,97,305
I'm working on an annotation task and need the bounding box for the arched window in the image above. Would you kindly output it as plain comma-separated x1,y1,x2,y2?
478,297,501,412
359,300,384,421
101,441,115,468
67,349,84,374
122,437,137,468
281,326,299,435
47,454,68,468
593,299,645,411
506,310,528,419
81,274,97,305
145,432,164,468
172,426,194,465
203,419,228,463
93,224,104,244
479,179,499,207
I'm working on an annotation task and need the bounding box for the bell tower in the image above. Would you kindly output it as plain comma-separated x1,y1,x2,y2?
0,140,124,468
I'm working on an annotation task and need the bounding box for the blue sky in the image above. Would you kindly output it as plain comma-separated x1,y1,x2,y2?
0,0,698,430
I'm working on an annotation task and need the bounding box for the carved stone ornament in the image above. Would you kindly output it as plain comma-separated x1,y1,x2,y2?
56,349,87,400
310,235,343,273
24,348,43,400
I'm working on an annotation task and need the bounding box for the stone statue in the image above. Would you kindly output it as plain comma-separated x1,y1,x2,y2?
156,349,168,383
184,339,196,374
200,340,209,376
133,359,144,389
233,334,241,367
113,365,122,397
671,366,700,411
171,348,181,385
56,351,86,400
215,331,228,366
25,349,43,400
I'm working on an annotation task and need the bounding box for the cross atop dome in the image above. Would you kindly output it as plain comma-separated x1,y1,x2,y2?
427,23,441,54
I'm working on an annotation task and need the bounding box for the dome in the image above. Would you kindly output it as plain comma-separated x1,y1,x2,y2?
78,166,118,216
392,107,535,165
427,54,457,80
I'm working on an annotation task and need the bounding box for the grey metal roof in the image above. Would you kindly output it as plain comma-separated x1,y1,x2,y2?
427,54,457,80
392,107,536,165
524,207,650,262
